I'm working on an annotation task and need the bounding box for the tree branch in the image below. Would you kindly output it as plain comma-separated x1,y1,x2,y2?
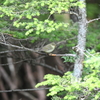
0,88,50,93
87,17,100,23
0,49,26,54
34,62,64,75
49,53,76,57
0,41,35,52
0,58,64,75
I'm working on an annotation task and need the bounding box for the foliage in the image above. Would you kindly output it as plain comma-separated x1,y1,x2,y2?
36,51,100,100
62,51,76,62
0,0,84,42
86,3,100,18
86,21,100,51
62,56,75,62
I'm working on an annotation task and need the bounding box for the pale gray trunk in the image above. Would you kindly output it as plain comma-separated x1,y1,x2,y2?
73,0,87,80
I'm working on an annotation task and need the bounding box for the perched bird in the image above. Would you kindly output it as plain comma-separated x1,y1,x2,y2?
41,42,56,53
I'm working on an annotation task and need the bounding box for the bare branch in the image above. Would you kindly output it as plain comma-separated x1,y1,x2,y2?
0,33,6,43
0,58,63,75
24,62,36,87
0,49,26,54
68,11,79,17
87,17,100,24
18,91,38,100
0,78,9,100
0,41,35,52
6,36,34,41
49,53,76,57
40,10,79,16
56,36,77,45
0,88,50,93
34,62,64,75
0,66,16,89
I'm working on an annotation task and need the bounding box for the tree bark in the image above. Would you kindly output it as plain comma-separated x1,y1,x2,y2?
73,0,87,80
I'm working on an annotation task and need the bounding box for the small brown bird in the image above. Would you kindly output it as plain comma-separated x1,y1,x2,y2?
41,42,56,53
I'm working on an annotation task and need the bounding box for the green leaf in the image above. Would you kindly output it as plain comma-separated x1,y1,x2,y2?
25,29,33,35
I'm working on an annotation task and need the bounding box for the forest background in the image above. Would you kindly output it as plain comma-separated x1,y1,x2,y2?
0,0,100,100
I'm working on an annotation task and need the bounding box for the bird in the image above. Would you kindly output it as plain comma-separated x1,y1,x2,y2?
41,42,56,53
